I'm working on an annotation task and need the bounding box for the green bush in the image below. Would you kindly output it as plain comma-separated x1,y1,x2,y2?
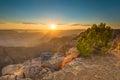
76,23,113,57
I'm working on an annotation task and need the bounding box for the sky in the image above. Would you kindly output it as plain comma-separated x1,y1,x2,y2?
0,0,120,30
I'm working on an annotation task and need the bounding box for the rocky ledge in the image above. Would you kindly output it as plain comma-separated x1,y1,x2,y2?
0,48,120,80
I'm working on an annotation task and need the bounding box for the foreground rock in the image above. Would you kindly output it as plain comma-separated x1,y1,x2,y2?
1,48,120,80
61,47,79,68
0,52,65,80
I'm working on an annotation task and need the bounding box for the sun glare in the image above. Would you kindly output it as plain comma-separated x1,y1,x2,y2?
50,24,56,30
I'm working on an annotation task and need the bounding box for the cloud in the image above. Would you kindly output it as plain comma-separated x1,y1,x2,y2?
20,22,45,25
57,23,65,25
22,22,39,25
69,23,81,26
0,22,6,24
68,23,91,26
81,24,91,26
0,21,42,25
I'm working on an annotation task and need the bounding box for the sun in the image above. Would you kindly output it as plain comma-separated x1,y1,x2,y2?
50,24,56,30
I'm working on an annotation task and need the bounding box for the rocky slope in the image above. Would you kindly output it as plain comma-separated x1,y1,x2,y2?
0,29,120,80
0,47,120,80
0,34,77,76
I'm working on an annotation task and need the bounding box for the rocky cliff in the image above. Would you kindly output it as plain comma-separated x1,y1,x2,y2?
0,47,120,80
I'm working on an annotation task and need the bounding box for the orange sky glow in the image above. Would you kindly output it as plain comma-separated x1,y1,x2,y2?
0,22,92,30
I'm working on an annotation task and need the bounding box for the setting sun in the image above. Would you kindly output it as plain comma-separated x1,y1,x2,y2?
50,24,56,30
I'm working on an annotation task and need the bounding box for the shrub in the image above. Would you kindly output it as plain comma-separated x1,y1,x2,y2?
76,23,113,57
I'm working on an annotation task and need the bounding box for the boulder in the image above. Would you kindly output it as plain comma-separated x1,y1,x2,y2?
41,53,64,71
2,64,23,75
61,47,79,68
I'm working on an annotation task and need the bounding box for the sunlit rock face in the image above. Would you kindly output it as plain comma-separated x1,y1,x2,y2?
61,47,79,68
112,35,120,50
111,35,120,58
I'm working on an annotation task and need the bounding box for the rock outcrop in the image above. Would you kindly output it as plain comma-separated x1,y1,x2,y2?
61,48,79,68
0,52,64,80
1,48,120,80
112,35,120,50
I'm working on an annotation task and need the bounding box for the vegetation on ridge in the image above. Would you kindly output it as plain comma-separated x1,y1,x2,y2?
76,23,113,57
